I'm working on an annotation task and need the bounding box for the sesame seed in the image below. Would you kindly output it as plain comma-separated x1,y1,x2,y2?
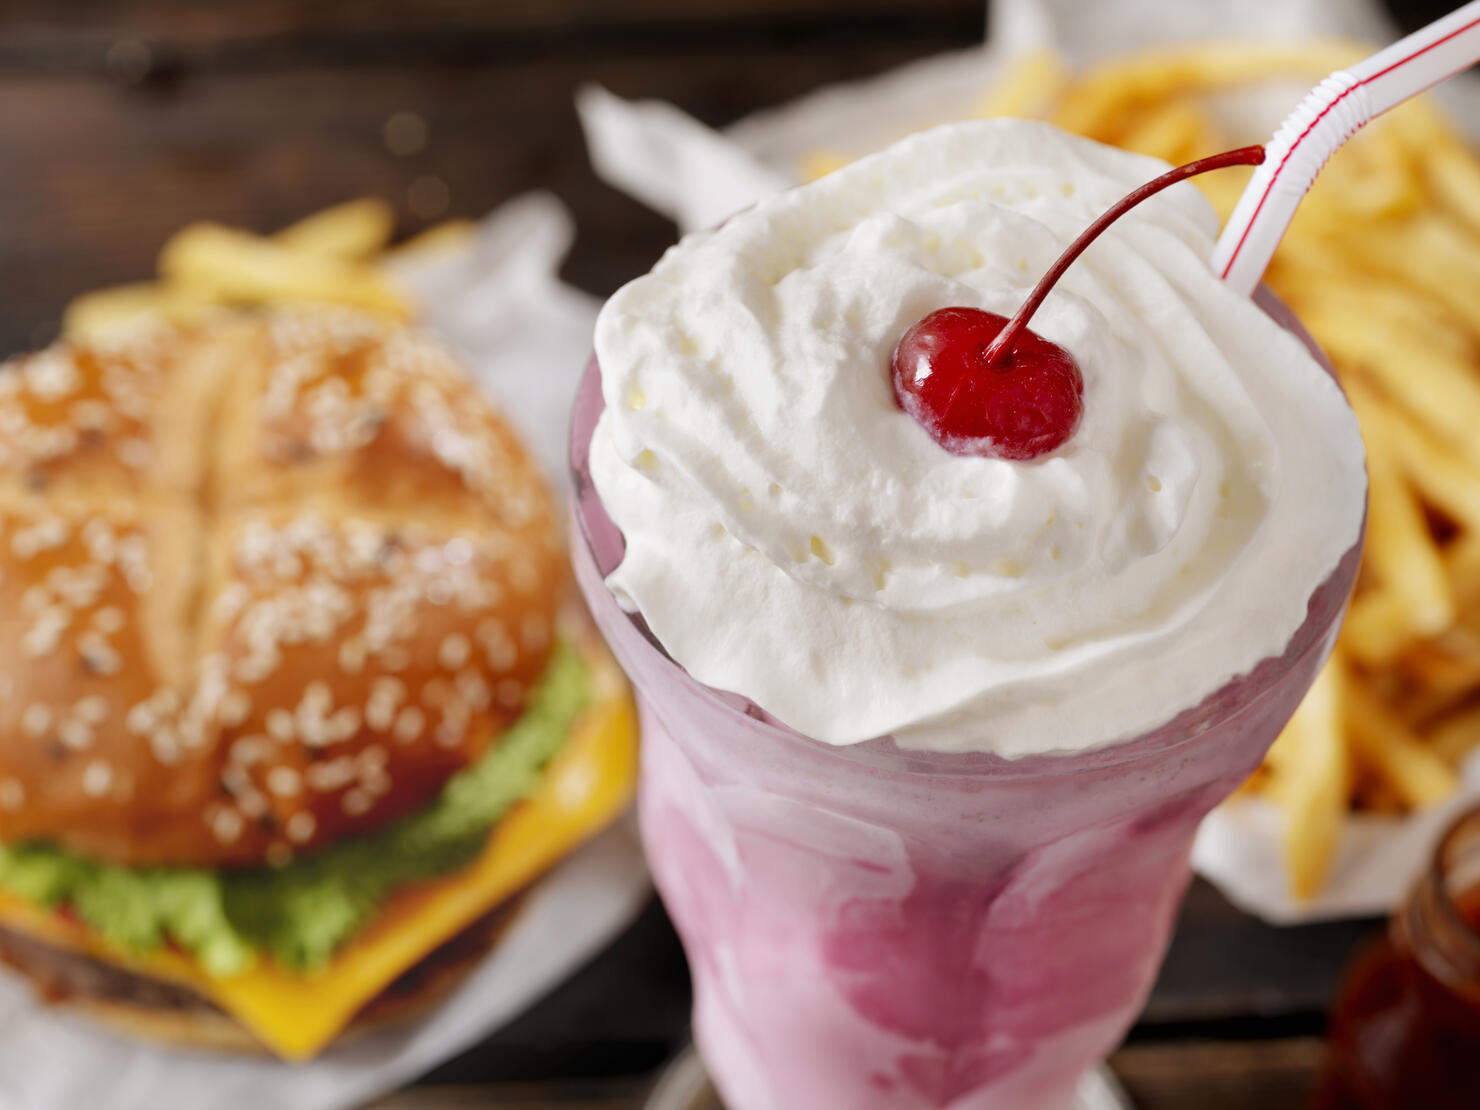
210,807,245,844
393,706,425,744
304,681,332,714
366,698,395,732
76,695,109,724
230,736,271,766
221,690,252,727
125,702,154,734
439,634,470,669
298,717,329,748
235,654,276,684
328,706,360,742
305,758,356,792
221,764,252,796
267,765,302,798
93,606,125,633
23,608,69,658
212,583,249,623
285,811,317,845
116,437,153,470
81,521,116,566
485,640,517,673
58,719,93,751
81,759,113,798
237,790,268,820
372,676,406,703
0,779,25,812
150,727,181,765
434,722,463,748
342,788,373,816
24,350,81,401
71,399,110,430
444,537,473,566
178,716,207,749
78,635,122,676
21,704,51,738
266,708,295,743
457,671,491,711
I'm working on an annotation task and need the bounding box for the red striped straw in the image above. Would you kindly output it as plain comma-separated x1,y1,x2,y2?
1213,0,1480,295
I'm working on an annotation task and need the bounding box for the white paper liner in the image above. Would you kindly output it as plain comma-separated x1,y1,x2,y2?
576,0,1480,923
0,193,650,1109
1193,763,1480,925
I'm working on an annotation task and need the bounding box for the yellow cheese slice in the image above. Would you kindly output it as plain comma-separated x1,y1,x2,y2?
0,668,638,1061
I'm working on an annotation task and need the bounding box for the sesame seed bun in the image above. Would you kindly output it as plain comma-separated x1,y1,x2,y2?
0,309,564,868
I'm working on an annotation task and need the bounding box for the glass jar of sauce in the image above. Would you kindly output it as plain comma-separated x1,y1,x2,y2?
1313,804,1480,1109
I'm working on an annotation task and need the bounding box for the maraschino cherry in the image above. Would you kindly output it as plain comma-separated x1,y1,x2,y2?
892,145,1266,461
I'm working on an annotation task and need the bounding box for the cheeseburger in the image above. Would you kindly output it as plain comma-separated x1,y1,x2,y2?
0,308,636,1059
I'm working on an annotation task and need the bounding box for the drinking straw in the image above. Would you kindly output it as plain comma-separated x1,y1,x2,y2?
1212,0,1480,295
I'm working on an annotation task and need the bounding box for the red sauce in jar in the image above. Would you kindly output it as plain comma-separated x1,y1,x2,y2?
1313,810,1480,1109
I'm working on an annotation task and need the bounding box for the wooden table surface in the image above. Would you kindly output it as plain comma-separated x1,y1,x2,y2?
0,2,1404,1106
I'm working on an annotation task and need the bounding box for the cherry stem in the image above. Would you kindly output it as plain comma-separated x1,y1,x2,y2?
982,145,1267,367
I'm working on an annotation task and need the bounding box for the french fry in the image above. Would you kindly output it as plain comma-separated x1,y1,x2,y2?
1342,591,1419,673
1347,377,1480,532
1447,533,1480,614
274,197,395,260
158,223,410,318
1338,215,1480,336
1117,99,1220,165
974,49,1069,120
1266,656,1350,900
1346,681,1461,809
382,219,478,263
1399,635,1480,697
1304,123,1422,223
1356,413,1454,638
1429,702,1480,767
1282,282,1475,367
61,281,214,341
1391,97,1480,234
1306,312,1480,469
1053,40,1364,140
799,151,852,182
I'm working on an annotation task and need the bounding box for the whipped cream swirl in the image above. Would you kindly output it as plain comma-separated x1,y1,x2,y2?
588,120,1366,755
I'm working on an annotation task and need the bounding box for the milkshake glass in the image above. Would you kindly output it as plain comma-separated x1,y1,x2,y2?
571,287,1361,1110
573,121,1366,1109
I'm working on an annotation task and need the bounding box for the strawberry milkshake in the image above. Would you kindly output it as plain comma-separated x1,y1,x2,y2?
571,120,1367,1109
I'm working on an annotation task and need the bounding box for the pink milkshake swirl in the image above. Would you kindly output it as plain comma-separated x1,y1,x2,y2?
573,120,1367,1109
